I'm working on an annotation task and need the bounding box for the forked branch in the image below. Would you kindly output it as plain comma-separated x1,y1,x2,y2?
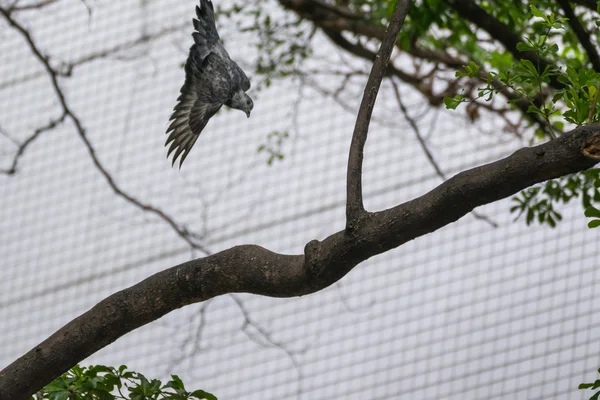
346,0,411,229
1,123,599,399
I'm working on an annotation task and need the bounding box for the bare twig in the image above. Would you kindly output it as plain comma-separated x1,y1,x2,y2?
346,0,411,229
165,300,213,372
230,294,307,354
3,122,599,398
557,0,600,72
443,0,564,90
9,0,59,11
390,78,499,228
0,112,67,175
0,7,209,253
0,22,187,91
282,0,557,135
390,81,446,178
230,294,305,398
0,125,19,146
79,0,91,17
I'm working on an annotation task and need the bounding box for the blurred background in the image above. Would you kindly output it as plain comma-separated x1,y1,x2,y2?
1,0,599,399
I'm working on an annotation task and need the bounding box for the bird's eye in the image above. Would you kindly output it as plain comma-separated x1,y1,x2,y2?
246,101,250,105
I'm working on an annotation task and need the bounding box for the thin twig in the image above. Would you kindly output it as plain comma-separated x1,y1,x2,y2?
229,294,306,398
390,78,499,228
0,22,188,92
0,112,67,175
9,0,59,11
0,7,209,253
557,0,600,72
345,0,411,229
3,121,600,398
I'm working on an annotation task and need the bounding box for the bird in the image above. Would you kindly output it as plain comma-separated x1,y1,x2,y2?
165,0,253,167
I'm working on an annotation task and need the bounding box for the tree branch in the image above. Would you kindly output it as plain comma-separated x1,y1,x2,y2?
0,7,209,253
571,0,597,11
443,0,565,90
557,0,600,72
389,78,498,228
282,0,552,135
345,0,411,229
1,124,599,399
321,28,421,86
8,0,59,12
0,112,66,175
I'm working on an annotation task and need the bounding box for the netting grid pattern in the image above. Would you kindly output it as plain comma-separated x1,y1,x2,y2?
1,1,599,399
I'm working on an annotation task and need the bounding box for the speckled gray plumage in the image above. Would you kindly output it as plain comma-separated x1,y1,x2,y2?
165,0,251,167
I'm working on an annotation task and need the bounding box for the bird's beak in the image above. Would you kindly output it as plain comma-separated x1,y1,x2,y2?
246,111,251,118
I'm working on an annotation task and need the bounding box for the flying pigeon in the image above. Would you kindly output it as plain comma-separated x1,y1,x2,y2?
165,0,253,167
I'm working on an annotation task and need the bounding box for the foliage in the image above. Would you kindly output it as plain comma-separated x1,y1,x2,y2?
579,368,600,400
257,130,289,165
217,0,600,228
217,1,313,90
441,4,600,227
510,168,600,227
29,365,216,400
443,5,589,133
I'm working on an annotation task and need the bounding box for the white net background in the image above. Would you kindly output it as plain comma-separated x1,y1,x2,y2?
1,1,599,399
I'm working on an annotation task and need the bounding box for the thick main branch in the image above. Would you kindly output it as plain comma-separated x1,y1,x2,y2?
1,124,599,399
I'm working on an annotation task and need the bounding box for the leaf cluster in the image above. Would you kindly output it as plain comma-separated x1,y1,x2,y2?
441,5,600,228
257,130,289,165
30,365,216,400
510,169,600,228
218,1,313,89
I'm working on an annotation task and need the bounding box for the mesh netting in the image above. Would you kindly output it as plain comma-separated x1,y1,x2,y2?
1,1,599,399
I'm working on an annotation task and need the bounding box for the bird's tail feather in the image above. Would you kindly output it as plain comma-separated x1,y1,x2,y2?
191,0,218,65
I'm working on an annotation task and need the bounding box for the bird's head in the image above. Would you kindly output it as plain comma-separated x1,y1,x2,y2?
230,90,253,118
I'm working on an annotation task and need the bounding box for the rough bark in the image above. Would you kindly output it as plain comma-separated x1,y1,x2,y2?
346,0,411,228
2,0,600,398
1,124,599,400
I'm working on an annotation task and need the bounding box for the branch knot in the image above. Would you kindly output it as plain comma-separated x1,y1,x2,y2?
303,239,321,278
583,133,600,160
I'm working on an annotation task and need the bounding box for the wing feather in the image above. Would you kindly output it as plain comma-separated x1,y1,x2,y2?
165,46,229,167
165,0,252,168
191,0,221,67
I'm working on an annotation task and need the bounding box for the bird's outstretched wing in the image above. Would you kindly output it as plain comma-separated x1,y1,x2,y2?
234,61,251,92
191,0,221,66
165,47,229,167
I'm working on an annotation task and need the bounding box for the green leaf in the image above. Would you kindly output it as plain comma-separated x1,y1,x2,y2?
585,206,600,218
580,383,595,389
530,4,545,19
166,375,185,390
516,42,536,52
45,379,68,392
526,208,535,225
443,95,464,110
48,392,70,400
520,59,539,76
588,219,600,228
191,390,218,400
